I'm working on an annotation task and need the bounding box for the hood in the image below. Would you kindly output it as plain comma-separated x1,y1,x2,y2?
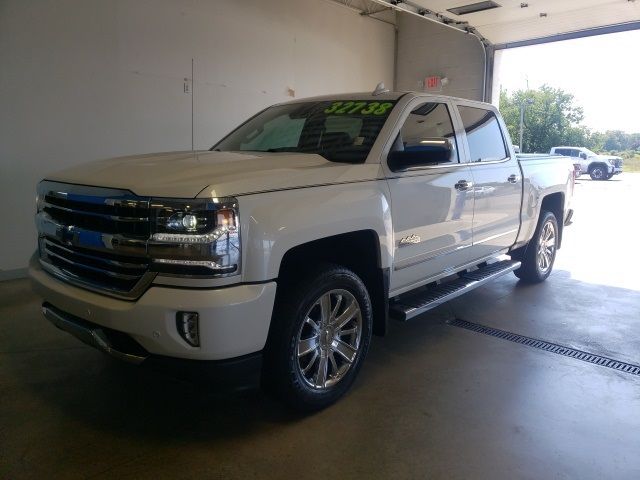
46,150,384,198
593,154,621,161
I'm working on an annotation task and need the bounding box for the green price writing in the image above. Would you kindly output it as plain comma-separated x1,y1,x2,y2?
324,101,394,116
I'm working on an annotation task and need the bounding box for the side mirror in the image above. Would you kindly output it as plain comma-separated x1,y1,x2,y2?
388,138,453,171
580,153,587,159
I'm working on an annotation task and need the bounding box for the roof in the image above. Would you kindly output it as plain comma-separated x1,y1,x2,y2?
283,90,493,106
285,91,406,103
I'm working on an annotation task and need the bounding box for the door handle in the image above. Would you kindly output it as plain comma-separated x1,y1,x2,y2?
508,174,521,183
455,180,473,191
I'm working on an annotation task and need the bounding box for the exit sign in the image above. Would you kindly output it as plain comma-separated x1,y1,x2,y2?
424,76,441,91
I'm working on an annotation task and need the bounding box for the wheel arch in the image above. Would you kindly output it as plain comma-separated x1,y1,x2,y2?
588,161,608,173
511,191,565,261
277,230,389,336
539,192,565,248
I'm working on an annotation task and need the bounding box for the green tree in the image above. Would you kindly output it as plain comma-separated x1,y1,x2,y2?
588,131,607,151
499,85,589,153
499,85,640,155
603,130,626,151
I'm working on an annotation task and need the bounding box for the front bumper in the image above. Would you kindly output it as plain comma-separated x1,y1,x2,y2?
41,302,264,388
30,255,277,362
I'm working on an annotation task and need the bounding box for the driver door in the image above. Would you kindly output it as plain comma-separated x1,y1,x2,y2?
384,98,476,295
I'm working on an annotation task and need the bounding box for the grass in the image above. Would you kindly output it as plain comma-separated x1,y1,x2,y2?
623,154,640,172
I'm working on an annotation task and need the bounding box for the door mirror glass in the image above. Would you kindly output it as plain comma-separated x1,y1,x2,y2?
580,152,587,159
388,138,453,171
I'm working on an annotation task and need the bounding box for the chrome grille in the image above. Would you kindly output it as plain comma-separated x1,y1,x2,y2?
36,181,155,299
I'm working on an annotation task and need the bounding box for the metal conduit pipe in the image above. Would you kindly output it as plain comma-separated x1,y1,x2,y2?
367,0,490,101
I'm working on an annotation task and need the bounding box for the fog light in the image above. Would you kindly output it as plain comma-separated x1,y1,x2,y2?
176,311,200,347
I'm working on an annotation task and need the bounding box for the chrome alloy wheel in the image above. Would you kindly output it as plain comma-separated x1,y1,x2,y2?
591,166,605,180
537,220,557,275
295,289,363,390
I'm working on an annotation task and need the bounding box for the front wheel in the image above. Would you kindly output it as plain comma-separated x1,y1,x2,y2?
263,265,372,411
589,164,608,180
514,211,558,283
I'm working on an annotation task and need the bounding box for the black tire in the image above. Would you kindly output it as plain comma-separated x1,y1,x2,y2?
589,164,608,180
262,264,372,411
513,211,559,283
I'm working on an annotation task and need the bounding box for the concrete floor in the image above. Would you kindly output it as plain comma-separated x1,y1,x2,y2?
2,174,640,479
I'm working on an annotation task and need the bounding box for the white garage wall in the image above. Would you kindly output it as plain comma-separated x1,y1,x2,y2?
0,0,395,276
395,13,486,101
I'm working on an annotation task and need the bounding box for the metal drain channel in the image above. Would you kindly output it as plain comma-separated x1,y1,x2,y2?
448,318,640,376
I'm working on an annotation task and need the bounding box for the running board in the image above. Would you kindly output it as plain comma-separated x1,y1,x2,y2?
389,259,521,321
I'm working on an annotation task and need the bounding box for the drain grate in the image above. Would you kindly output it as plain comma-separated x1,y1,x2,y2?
448,318,640,376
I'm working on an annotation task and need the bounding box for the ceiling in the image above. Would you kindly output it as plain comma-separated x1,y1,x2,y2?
409,0,640,45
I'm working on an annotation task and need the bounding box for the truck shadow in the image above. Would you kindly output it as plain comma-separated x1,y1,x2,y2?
10,269,640,446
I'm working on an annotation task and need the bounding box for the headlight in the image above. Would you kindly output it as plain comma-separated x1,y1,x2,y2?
149,197,240,277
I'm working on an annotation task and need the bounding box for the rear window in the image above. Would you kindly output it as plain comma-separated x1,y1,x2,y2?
457,106,507,162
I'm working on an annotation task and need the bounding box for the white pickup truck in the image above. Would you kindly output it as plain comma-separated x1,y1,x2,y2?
550,146,623,180
31,89,575,410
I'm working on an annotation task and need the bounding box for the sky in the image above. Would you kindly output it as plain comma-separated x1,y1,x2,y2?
494,29,640,134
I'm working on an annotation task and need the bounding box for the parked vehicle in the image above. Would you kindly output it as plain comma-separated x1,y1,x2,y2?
31,90,575,410
572,163,582,178
550,146,623,180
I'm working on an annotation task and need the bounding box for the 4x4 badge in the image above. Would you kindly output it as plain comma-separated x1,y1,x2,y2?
399,234,421,246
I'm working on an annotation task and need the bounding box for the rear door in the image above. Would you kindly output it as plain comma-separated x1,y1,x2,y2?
384,97,476,294
454,102,522,258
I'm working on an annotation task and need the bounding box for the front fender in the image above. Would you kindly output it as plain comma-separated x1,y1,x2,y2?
236,181,393,282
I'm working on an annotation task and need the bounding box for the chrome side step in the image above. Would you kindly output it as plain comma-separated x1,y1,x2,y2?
389,259,521,321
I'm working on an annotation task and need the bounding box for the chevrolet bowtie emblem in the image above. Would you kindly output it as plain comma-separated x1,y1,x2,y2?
399,234,421,246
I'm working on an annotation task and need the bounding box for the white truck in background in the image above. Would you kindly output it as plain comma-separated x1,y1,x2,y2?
550,146,623,180
31,89,575,410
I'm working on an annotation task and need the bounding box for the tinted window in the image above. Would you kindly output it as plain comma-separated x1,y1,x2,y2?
457,106,507,162
570,149,580,157
214,100,396,163
394,102,459,163
555,148,569,156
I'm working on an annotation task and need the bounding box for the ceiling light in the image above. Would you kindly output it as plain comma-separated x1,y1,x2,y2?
447,1,501,16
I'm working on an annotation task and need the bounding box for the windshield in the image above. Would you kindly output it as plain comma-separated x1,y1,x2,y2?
212,100,397,163
583,148,597,157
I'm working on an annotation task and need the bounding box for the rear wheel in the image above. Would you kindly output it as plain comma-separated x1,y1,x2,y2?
589,164,608,180
263,265,372,411
514,211,558,283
